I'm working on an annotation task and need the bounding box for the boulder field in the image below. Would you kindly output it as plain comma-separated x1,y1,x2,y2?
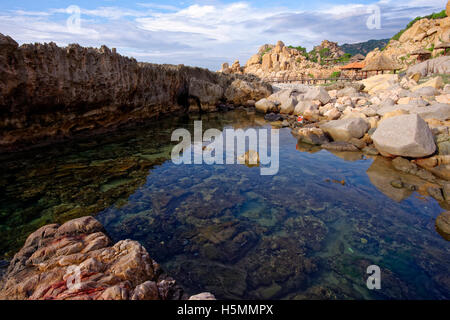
0,216,214,300
257,71,450,196
0,34,272,152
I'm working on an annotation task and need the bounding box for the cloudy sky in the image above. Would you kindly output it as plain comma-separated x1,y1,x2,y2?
0,0,446,70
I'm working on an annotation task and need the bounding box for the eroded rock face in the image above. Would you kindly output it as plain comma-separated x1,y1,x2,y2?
0,216,214,300
0,34,271,152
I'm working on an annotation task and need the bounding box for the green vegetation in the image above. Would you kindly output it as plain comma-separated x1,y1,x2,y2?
261,47,272,57
334,53,352,64
340,39,389,56
288,45,307,55
330,71,341,78
391,10,447,41
427,43,435,52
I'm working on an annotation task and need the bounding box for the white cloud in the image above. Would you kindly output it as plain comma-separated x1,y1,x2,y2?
0,1,447,70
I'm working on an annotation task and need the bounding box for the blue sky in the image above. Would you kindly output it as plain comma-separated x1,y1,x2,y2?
0,0,447,70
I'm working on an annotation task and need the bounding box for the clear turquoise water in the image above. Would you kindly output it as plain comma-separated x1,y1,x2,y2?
0,109,449,299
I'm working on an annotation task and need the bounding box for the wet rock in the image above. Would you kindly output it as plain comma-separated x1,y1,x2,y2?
392,157,418,174
238,150,260,166
427,187,444,202
443,183,450,201
372,114,436,158
391,180,404,188
264,113,283,122
293,128,329,145
435,211,450,241
321,142,359,152
0,216,198,300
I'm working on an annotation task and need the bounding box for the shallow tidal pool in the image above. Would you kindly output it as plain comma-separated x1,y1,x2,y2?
0,109,449,299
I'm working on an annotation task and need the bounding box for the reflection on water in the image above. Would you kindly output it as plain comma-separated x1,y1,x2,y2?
0,109,449,299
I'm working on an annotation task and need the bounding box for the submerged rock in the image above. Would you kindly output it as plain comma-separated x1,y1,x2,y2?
435,211,450,241
293,127,329,145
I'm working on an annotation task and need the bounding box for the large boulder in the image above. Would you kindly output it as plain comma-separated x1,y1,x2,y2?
372,114,436,157
279,97,297,114
406,56,450,77
224,78,272,106
411,76,444,91
320,118,369,142
377,103,450,121
303,87,331,105
294,100,317,116
0,216,209,300
255,98,277,113
361,74,399,94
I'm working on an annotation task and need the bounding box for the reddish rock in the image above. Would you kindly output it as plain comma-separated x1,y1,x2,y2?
0,216,215,300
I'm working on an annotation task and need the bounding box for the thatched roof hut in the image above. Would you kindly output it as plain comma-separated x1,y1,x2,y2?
435,42,450,49
350,54,365,62
410,48,431,56
362,54,401,73
410,48,431,62
435,42,450,55
340,61,365,70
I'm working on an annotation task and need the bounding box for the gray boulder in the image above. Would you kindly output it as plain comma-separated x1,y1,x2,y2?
320,118,369,142
413,86,439,97
294,100,315,115
406,56,450,77
304,87,331,105
279,96,297,114
255,98,277,113
372,114,436,157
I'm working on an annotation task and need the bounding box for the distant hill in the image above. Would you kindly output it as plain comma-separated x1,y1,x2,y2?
339,39,390,56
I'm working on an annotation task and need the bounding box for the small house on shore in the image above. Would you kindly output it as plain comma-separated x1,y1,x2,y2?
435,42,450,56
362,54,401,76
340,61,366,79
410,48,432,62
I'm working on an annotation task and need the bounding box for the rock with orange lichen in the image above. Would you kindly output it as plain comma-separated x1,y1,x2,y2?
0,216,215,300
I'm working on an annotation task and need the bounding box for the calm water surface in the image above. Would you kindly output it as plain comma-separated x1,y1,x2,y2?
0,110,449,299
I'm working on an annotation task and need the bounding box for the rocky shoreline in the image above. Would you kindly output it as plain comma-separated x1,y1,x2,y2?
0,216,214,300
251,67,450,207
0,34,271,152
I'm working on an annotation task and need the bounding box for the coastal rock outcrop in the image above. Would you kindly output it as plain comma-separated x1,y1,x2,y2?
372,114,436,157
0,216,214,300
0,34,271,152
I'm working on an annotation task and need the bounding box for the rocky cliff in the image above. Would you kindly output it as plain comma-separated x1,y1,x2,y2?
220,40,339,81
0,216,214,300
0,34,271,152
365,11,449,69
